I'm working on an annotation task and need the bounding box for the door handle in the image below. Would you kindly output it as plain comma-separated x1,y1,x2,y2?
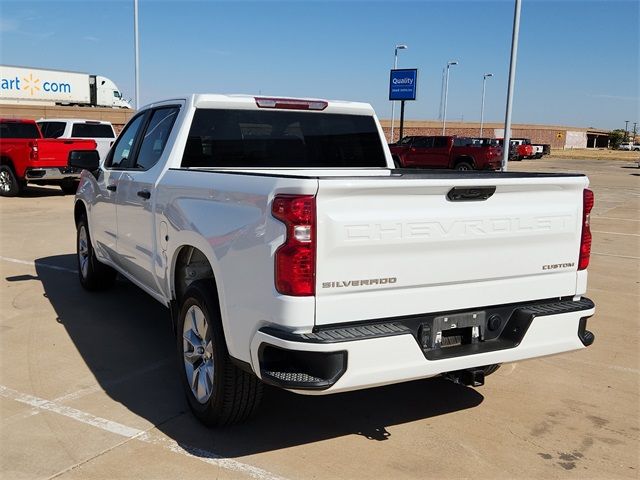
137,189,151,200
447,186,496,202
106,185,117,192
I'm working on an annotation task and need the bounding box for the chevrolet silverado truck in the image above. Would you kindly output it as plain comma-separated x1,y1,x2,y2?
37,118,116,161
70,94,596,426
0,118,96,196
389,135,502,170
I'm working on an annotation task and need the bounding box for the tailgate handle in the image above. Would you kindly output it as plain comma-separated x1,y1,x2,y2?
447,186,496,202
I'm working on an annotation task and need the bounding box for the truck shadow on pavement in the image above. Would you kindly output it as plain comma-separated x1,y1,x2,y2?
33,254,484,457
19,185,67,197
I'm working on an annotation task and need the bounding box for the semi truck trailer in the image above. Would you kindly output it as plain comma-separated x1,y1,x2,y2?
0,65,131,109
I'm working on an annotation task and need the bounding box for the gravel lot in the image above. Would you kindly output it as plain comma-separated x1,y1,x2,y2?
0,157,638,479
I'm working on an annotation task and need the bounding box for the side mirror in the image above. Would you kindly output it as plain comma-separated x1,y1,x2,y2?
68,150,100,172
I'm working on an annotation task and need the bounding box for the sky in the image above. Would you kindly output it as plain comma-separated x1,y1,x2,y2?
0,0,638,130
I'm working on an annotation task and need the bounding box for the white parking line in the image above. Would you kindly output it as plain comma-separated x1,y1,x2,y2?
0,385,285,480
592,230,640,237
592,252,640,260
594,216,640,222
0,256,78,274
1,359,173,427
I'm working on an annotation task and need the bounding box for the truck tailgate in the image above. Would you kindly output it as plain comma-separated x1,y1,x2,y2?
36,138,96,167
314,173,589,326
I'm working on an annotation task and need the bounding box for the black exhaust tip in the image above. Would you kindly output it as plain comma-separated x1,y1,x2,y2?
444,368,485,387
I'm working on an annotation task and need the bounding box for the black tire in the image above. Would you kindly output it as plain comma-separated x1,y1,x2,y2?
61,180,80,195
0,164,23,197
454,161,473,171
76,215,117,291
482,364,501,376
177,280,263,426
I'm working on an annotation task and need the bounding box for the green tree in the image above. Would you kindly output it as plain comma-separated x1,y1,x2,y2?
609,129,626,149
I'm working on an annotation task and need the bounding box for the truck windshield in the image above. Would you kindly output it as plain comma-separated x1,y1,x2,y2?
182,109,386,168
0,122,40,139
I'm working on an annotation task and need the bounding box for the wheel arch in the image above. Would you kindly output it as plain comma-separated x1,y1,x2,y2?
0,155,15,169
452,155,475,168
74,199,88,228
168,240,227,337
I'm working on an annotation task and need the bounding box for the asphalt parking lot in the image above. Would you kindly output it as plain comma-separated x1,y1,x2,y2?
1,157,638,479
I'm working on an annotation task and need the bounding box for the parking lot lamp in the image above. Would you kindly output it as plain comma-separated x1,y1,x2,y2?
501,0,522,171
390,44,408,143
441,60,458,135
624,120,629,141
134,0,140,110
480,73,493,136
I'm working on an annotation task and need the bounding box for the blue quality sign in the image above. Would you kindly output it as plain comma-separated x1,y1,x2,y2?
389,69,418,101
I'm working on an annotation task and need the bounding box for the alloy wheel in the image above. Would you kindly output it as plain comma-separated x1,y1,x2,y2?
182,305,215,403
78,226,90,279
0,170,11,192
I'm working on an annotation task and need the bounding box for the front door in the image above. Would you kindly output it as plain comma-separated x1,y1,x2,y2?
90,113,147,264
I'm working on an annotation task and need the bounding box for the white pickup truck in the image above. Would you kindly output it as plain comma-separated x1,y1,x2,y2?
70,94,596,426
37,118,116,161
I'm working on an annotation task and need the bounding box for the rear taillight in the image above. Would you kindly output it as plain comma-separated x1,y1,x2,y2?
272,195,316,296
579,189,594,270
28,141,38,161
256,97,328,111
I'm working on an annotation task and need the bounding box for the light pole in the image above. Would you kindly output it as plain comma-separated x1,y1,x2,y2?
390,44,408,143
438,68,445,120
441,60,458,135
480,73,493,137
624,120,629,141
501,0,522,171
134,0,140,110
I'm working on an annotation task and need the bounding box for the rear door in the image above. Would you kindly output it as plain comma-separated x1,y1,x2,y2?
403,137,432,167
314,174,588,325
427,136,452,167
115,106,180,294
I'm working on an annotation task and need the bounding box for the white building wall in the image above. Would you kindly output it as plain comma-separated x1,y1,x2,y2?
564,131,587,149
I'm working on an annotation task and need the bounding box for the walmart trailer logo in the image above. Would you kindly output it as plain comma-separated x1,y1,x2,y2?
22,73,40,95
1,73,72,95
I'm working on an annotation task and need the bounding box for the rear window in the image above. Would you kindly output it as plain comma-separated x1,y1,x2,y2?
71,123,115,138
0,122,40,139
182,109,386,168
38,121,66,138
453,137,473,147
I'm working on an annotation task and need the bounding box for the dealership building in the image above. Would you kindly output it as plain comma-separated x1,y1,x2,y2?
0,103,615,149
380,120,611,150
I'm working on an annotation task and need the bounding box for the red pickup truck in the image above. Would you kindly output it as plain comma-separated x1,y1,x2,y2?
389,136,502,170
0,119,96,196
496,138,534,161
